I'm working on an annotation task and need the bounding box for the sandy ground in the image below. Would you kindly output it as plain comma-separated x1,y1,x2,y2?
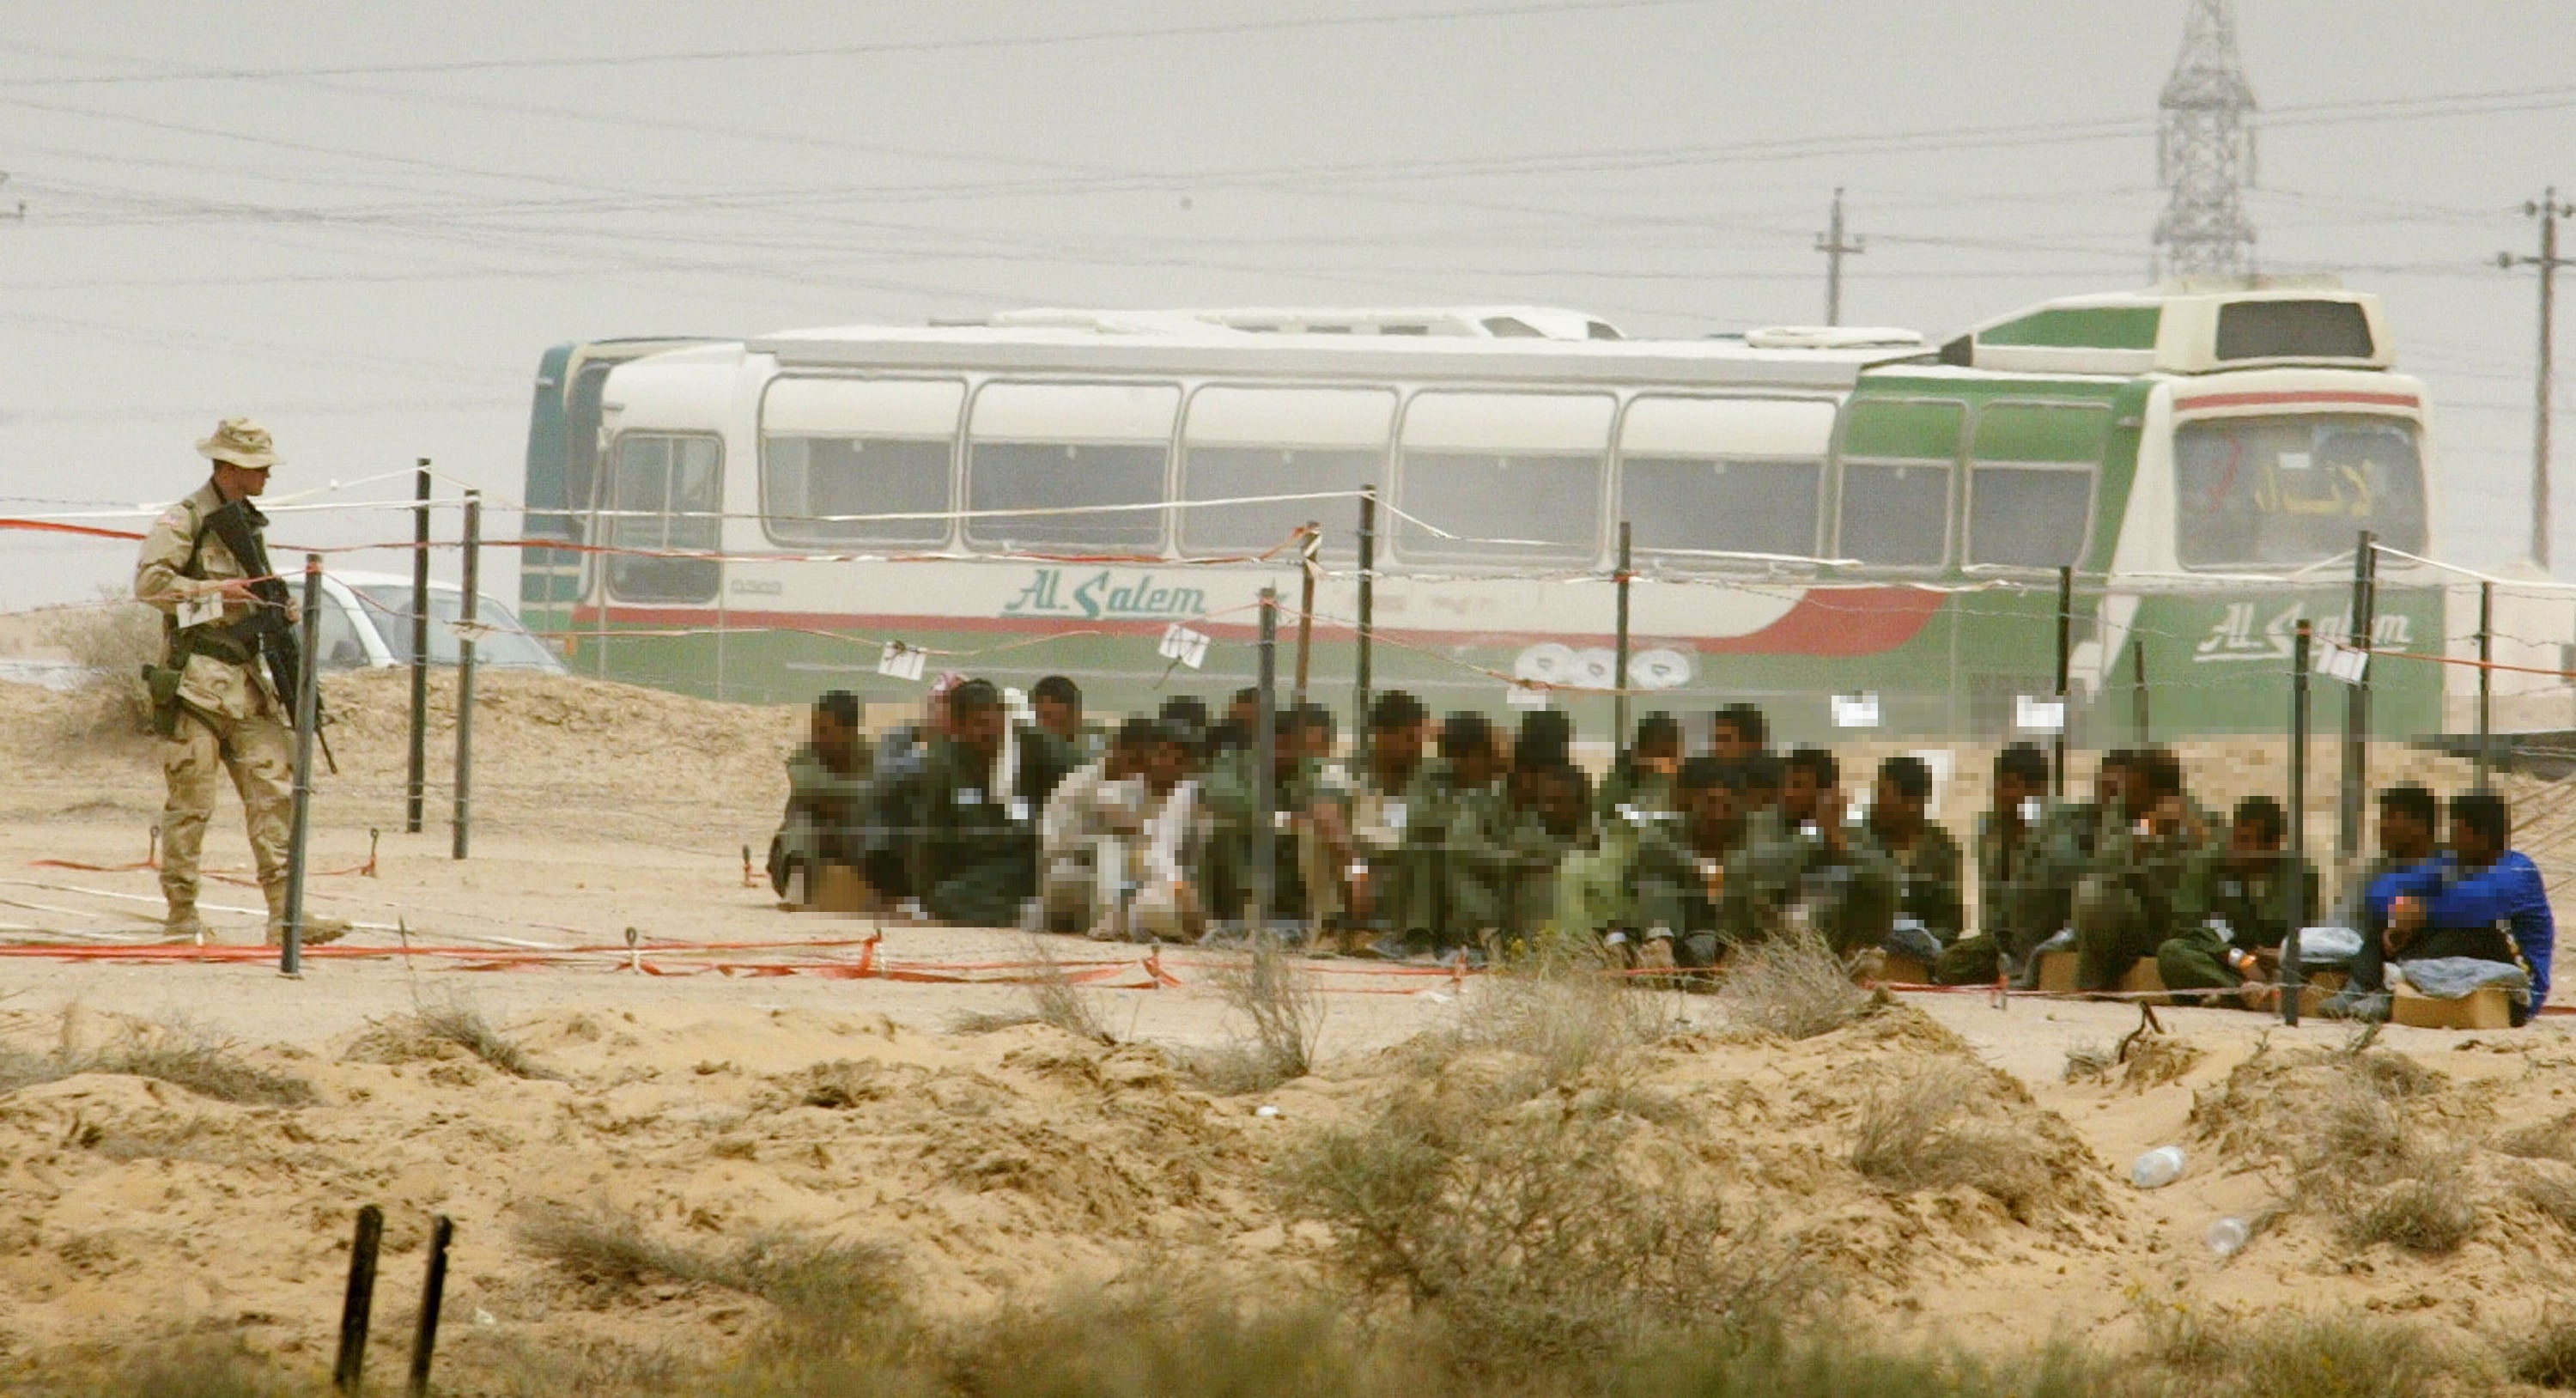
7,666,2576,1389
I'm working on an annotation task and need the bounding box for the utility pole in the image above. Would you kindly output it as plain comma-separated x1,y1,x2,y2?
1814,187,1863,326
2502,187,2574,572
2152,0,2258,277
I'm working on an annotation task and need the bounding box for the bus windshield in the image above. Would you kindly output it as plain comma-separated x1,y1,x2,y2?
2173,413,2426,569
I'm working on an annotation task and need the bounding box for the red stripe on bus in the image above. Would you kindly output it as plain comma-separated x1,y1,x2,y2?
574,587,1948,659
2172,390,2419,412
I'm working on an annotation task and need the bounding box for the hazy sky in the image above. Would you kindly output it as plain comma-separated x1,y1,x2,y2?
1,0,2566,609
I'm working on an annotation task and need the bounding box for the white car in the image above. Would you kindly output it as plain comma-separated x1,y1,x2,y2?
312,570,567,674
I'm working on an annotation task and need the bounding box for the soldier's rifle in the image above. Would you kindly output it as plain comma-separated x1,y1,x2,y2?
201,500,338,775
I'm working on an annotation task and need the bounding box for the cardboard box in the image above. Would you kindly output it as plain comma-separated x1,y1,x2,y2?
2030,951,2164,1000
1878,952,1933,986
803,862,873,916
2390,981,2515,1030
2121,959,2166,998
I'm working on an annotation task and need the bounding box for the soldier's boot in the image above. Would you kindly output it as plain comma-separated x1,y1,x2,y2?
261,879,349,947
161,901,205,944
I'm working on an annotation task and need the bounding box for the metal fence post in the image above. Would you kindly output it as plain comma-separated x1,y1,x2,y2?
2129,637,2149,742
1353,488,1376,766
407,1215,453,1398
283,555,324,978
1254,587,1278,933
1293,522,1318,710
2339,529,2378,872
453,492,480,861
334,1204,385,1395
2053,566,2072,800
405,459,430,835
2285,620,2312,1028
2477,580,2495,790
1613,520,1632,762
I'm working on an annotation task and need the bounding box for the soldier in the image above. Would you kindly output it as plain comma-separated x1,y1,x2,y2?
132,417,346,946
1859,754,1965,962
1933,744,2062,986
2156,796,2318,1006
1709,702,1768,764
1596,711,1682,820
768,690,871,901
1496,758,1589,954
1561,712,1684,944
1348,690,1433,953
1722,746,1898,956
895,678,1048,927
2071,746,2216,992
1407,712,1510,955
1627,756,1747,972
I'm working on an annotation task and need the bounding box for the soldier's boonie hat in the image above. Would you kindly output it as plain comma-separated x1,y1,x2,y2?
197,416,281,470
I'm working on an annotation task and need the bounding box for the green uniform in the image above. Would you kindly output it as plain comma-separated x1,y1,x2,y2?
1722,818,1899,957
1932,806,2063,986
1350,761,1434,934
768,743,872,894
2155,852,2319,999
1859,818,1966,946
1496,802,1580,950
1200,747,1319,926
1406,767,1510,946
2073,808,2219,992
896,737,1040,927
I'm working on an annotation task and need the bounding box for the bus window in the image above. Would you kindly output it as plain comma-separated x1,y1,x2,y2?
1967,403,2107,568
2175,415,2427,568
967,383,1179,552
1181,386,1393,559
1396,392,1611,563
1835,399,1962,568
605,434,721,604
760,379,961,547
1619,397,1834,562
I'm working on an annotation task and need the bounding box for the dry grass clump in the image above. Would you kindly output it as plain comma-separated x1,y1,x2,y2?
17,1334,302,1398
1716,922,1872,1040
2121,1034,2203,1089
2497,1109,2576,1162
948,1006,1044,1034
8,1019,318,1107
1279,1062,1820,1371
1182,933,1327,1095
1434,949,1664,1091
2192,1035,2479,1256
44,593,163,739
350,999,561,1080
2513,1164,2576,1233
517,1200,898,1322
2146,1300,2479,1398
2063,1041,2117,1083
2510,1307,2576,1389
1016,938,1116,1046
1847,1062,2052,1214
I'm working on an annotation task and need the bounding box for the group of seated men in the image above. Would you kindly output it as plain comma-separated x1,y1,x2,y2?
767,677,2554,1022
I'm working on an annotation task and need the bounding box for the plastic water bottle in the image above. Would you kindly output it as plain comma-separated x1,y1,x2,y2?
2130,1145,2186,1189
2206,1217,2250,1258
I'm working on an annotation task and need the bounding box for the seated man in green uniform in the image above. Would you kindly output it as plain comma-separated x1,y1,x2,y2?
1626,756,1747,972
1709,702,1768,764
2155,795,2318,1006
768,690,872,902
2072,746,2215,992
1722,747,1899,957
1404,712,1510,956
896,678,1056,927
1346,690,1433,950
1497,757,1591,955
1933,743,2063,985
1859,754,1965,964
1597,711,1683,820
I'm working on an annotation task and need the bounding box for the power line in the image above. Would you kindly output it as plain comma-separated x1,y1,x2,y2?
0,0,1715,85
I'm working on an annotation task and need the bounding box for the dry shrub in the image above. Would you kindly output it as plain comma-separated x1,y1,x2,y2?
2189,1308,2474,1398
1021,938,1115,1045
1847,1062,2051,1215
20,1334,299,1398
948,1007,1043,1034
517,1201,897,1322
1184,933,1327,1095
2498,1110,2576,1162
1716,922,1871,1040
352,1000,560,1080
2512,1306,2576,1389
70,1019,315,1108
44,593,163,739
2120,1034,2203,1090
2063,1041,2116,1083
1440,951,1661,1091
1280,1066,1819,1371
2196,1036,2478,1256
2514,1164,2576,1233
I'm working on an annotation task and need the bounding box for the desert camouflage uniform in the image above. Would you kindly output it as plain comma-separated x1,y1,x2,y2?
133,481,295,936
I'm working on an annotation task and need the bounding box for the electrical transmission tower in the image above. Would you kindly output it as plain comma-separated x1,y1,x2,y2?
2152,0,2257,278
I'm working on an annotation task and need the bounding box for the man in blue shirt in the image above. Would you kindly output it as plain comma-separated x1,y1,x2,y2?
2362,791,2553,1025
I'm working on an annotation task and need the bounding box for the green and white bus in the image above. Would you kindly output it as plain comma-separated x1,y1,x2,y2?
518,283,2505,740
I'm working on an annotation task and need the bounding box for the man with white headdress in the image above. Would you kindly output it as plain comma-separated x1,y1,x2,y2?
132,418,347,946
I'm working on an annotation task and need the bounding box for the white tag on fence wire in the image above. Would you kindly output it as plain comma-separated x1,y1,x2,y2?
1157,623,1211,670
1506,683,1551,709
2314,641,2369,686
1831,692,1882,729
876,641,928,682
2014,695,2066,734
